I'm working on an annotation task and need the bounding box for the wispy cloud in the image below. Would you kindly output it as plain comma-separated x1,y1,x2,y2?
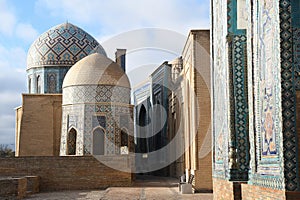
15,23,39,43
0,0,39,44
0,0,16,36
0,45,27,75
0,94,24,145
0,44,26,145
35,0,209,35
98,28,187,87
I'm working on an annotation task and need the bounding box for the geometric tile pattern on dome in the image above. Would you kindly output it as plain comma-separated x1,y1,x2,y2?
63,85,131,105
27,22,106,69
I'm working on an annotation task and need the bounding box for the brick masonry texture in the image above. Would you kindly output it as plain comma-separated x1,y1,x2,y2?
0,156,132,192
195,30,212,192
15,94,62,156
241,183,286,200
213,178,244,200
182,29,212,192
241,184,300,200
0,177,27,199
214,179,300,200
25,176,40,194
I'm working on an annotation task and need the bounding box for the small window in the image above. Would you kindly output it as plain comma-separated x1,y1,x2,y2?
28,78,31,93
36,75,41,94
48,74,56,93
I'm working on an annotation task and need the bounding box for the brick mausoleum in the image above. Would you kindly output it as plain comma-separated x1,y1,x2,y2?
1,22,134,196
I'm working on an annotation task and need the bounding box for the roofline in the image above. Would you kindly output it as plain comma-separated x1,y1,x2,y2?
182,29,210,56
132,78,151,90
150,61,170,77
22,93,63,96
14,105,22,110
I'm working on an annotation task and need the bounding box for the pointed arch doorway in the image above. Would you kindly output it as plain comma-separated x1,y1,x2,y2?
93,127,105,155
67,128,77,155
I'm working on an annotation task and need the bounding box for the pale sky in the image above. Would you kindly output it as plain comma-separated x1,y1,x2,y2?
0,0,210,146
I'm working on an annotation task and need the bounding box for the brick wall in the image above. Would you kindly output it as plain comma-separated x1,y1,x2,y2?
194,30,212,192
16,94,62,156
214,179,300,200
241,183,300,200
195,55,212,191
0,156,133,191
0,177,27,199
241,183,285,200
194,153,212,192
181,30,212,192
213,178,244,200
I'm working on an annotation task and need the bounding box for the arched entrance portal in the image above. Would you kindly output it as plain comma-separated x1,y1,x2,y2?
139,105,148,153
93,127,105,155
67,128,77,155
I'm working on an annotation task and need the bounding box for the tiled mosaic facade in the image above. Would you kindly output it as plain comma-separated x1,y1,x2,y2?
280,0,299,191
60,85,133,156
247,0,285,190
212,0,230,179
246,0,300,191
26,22,106,94
212,0,250,181
27,67,70,94
63,85,130,105
212,0,300,195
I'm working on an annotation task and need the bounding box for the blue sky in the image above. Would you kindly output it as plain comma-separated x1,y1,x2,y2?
0,0,209,147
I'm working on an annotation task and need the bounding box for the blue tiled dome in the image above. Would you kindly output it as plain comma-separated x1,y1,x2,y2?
27,22,107,69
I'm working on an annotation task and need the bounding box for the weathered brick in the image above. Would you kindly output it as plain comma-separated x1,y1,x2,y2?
0,156,133,192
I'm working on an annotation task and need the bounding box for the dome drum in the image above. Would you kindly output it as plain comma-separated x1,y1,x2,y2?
26,22,107,94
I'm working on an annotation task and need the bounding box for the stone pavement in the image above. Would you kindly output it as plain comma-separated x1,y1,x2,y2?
25,175,213,200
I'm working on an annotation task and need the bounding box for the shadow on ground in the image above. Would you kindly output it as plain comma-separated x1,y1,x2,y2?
25,175,213,200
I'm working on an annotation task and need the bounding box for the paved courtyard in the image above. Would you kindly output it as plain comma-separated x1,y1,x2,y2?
25,176,213,200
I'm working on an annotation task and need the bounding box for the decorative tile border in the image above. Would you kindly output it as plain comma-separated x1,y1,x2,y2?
279,0,298,191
